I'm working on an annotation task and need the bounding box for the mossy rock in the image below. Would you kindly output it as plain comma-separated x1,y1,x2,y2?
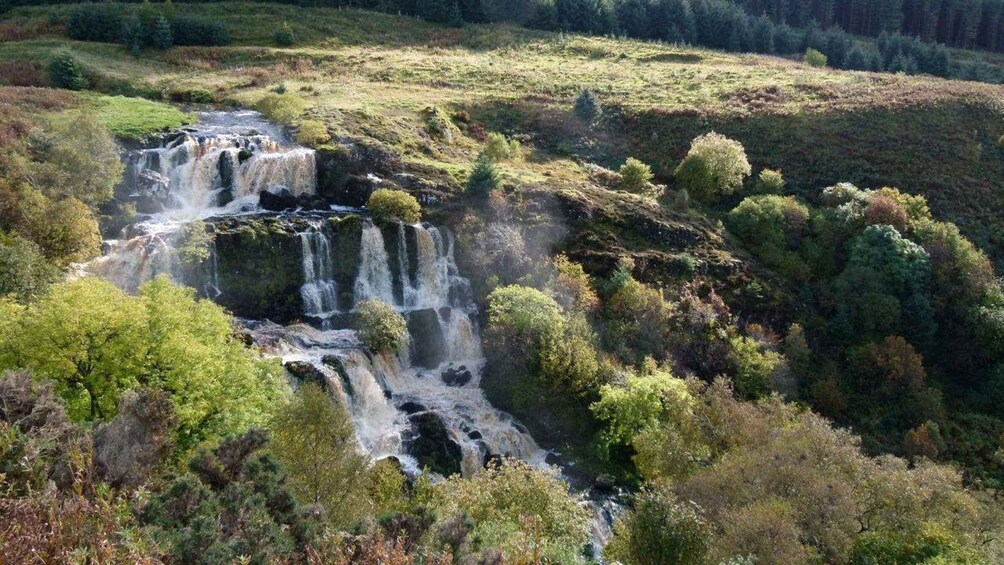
326,214,364,310
405,411,462,477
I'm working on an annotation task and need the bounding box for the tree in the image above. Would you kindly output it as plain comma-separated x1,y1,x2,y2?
675,132,751,203
433,459,591,563
25,112,124,207
367,189,421,224
573,89,601,122
617,157,655,194
726,195,809,278
355,299,409,354
605,484,709,565
274,21,295,46
269,384,369,528
152,15,173,49
0,276,286,447
483,132,522,162
466,153,502,196
47,51,89,91
0,232,59,303
122,13,144,57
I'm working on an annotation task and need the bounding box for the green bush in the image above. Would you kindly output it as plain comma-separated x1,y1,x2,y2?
574,89,601,122
355,299,409,354
605,485,709,565
753,168,785,194
804,48,828,67
295,120,329,146
274,21,295,47
170,16,230,46
618,157,655,193
483,132,521,162
466,153,502,196
366,189,421,224
47,51,89,91
727,195,809,278
674,132,751,203
0,233,60,303
253,93,306,125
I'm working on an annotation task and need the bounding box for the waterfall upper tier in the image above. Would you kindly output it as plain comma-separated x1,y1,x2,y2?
120,110,316,217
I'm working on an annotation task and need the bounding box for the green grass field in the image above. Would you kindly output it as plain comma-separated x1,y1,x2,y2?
4,1,1004,261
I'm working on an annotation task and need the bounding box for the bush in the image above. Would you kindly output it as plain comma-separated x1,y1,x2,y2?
367,189,421,224
253,92,306,125
0,233,60,303
605,485,709,565
466,153,502,196
355,299,409,354
294,120,329,146
727,195,810,278
170,16,230,46
674,132,751,203
47,52,89,91
752,168,785,194
618,157,655,193
274,21,295,47
805,48,828,67
574,89,601,122
64,3,123,43
483,132,521,162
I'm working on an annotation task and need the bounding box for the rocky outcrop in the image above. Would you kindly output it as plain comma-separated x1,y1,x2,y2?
404,411,462,477
284,361,327,388
315,141,401,206
207,217,306,322
407,309,446,369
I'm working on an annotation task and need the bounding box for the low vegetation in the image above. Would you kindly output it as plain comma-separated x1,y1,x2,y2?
354,298,409,354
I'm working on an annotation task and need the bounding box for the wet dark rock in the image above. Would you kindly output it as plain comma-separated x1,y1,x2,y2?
405,412,462,477
259,188,297,211
441,366,472,387
133,169,172,214
593,474,617,493
407,309,446,369
399,401,427,414
467,430,482,440
321,355,352,396
327,215,364,310
237,148,253,163
284,361,326,388
217,152,235,207
316,141,400,206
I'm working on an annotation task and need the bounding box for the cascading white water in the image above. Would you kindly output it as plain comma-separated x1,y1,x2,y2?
299,230,338,318
354,224,396,306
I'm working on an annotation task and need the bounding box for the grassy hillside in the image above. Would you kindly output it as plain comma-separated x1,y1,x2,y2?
3,1,1004,265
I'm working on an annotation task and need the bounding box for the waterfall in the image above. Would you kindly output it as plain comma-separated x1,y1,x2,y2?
299,230,338,319
354,224,396,306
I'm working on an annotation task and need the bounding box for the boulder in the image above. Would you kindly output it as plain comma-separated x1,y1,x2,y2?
441,366,472,387
321,354,352,396
284,361,326,388
404,411,462,477
593,473,617,493
398,401,427,414
259,188,297,211
217,151,235,207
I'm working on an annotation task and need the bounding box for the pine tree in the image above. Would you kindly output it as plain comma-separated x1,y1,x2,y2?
466,153,502,196
152,15,173,50
121,13,144,57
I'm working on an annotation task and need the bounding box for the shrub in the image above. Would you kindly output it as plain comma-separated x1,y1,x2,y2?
64,3,123,43
727,195,810,278
420,105,459,143
466,153,502,196
253,92,306,125
355,299,409,354
865,194,908,233
574,89,601,122
274,21,295,47
804,48,828,67
605,485,709,565
367,188,421,224
294,120,329,146
483,132,521,162
618,157,655,194
0,233,60,303
433,459,591,563
170,16,230,47
47,52,89,91
674,132,751,203
752,168,785,194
